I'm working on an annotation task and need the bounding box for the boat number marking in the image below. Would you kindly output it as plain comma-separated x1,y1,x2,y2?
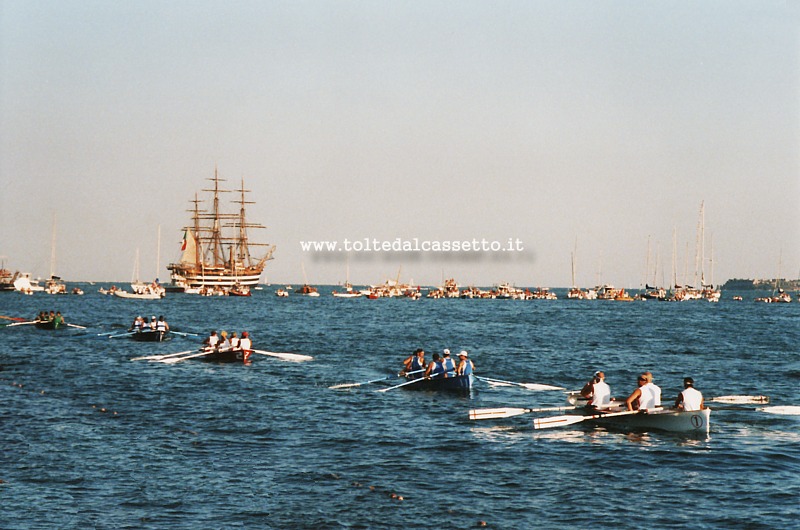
691,415,704,428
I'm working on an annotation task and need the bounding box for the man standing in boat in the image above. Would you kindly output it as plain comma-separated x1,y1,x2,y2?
580,371,612,411
675,377,704,411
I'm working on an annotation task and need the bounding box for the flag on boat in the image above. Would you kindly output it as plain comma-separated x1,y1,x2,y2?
181,230,188,251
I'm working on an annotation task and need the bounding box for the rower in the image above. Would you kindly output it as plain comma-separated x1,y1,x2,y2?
580,371,612,411
441,349,457,378
456,350,473,376
625,372,662,411
239,331,252,362
402,348,426,379
131,316,144,332
204,330,219,350
675,377,704,411
425,353,445,378
218,331,231,351
156,316,169,333
229,331,240,350
150,316,158,330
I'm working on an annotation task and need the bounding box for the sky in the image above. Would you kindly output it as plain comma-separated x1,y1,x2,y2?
1,1,798,288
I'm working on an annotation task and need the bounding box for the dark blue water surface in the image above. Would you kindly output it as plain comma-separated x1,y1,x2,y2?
1,287,798,529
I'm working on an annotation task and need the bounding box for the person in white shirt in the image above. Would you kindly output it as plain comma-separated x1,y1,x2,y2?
625,371,662,411
580,371,612,410
675,377,704,411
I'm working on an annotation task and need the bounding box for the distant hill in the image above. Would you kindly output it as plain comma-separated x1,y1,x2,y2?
722,278,800,290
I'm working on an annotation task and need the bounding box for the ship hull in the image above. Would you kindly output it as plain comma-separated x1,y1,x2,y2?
168,267,263,288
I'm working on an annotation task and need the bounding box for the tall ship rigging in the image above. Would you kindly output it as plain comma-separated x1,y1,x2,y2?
167,169,276,291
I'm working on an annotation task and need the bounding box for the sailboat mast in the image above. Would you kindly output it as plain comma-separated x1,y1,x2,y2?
50,213,57,278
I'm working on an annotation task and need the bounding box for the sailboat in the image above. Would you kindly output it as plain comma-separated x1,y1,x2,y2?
332,261,361,298
44,214,67,295
114,248,165,299
567,238,596,300
167,168,275,290
297,263,320,296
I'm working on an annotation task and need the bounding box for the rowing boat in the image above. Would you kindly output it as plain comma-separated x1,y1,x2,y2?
399,374,473,392
131,330,169,342
199,348,253,363
586,407,711,433
35,320,64,330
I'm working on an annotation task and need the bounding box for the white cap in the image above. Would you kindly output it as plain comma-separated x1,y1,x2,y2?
443,349,450,355
458,350,468,357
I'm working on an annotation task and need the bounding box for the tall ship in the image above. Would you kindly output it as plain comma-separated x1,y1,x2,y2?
167,169,276,291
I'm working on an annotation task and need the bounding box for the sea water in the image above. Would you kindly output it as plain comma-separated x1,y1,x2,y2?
1,287,798,529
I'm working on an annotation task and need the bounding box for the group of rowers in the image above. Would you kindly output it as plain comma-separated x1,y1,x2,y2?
35,311,65,325
202,330,252,352
580,370,704,412
130,315,169,333
400,348,475,379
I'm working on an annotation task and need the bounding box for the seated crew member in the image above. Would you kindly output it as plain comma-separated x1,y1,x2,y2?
229,331,240,350
580,371,612,411
203,330,219,350
675,377,704,411
625,372,662,411
441,349,457,378
239,331,253,362
424,353,445,378
401,348,426,379
218,331,231,351
156,316,169,333
456,350,474,376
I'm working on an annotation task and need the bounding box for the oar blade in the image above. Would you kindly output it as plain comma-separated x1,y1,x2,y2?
759,406,800,415
253,349,313,362
533,414,586,430
521,383,566,391
710,395,770,405
469,408,529,420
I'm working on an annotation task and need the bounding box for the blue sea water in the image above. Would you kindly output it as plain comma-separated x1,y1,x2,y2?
1,287,799,529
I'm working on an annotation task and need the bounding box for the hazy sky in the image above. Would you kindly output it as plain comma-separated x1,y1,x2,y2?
2,1,798,287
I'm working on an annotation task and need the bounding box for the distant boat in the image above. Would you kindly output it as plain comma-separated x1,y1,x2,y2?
167,168,275,291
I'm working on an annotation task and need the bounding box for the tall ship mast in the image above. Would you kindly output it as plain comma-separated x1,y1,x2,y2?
167,168,276,290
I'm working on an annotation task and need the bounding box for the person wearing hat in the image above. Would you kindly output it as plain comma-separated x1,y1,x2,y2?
456,350,474,376
150,316,158,330
239,331,252,362
401,348,426,379
580,371,612,411
675,377,704,411
441,349,457,378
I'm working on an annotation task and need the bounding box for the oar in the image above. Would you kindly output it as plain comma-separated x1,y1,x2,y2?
252,349,313,362
170,330,199,337
708,395,769,405
533,409,640,430
154,350,215,364
476,376,565,391
469,405,578,421
131,349,194,361
65,323,87,330
6,321,39,327
377,372,445,393
329,369,424,389
759,406,800,415
108,331,137,339
0,315,27,322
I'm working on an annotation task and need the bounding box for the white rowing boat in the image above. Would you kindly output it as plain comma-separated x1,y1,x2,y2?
588,407,711,433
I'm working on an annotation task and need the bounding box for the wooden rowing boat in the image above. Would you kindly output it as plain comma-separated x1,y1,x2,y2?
35,320,64,330
131,330,169,342
199,348,253,363
399,374,473,392
586,407,711,433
